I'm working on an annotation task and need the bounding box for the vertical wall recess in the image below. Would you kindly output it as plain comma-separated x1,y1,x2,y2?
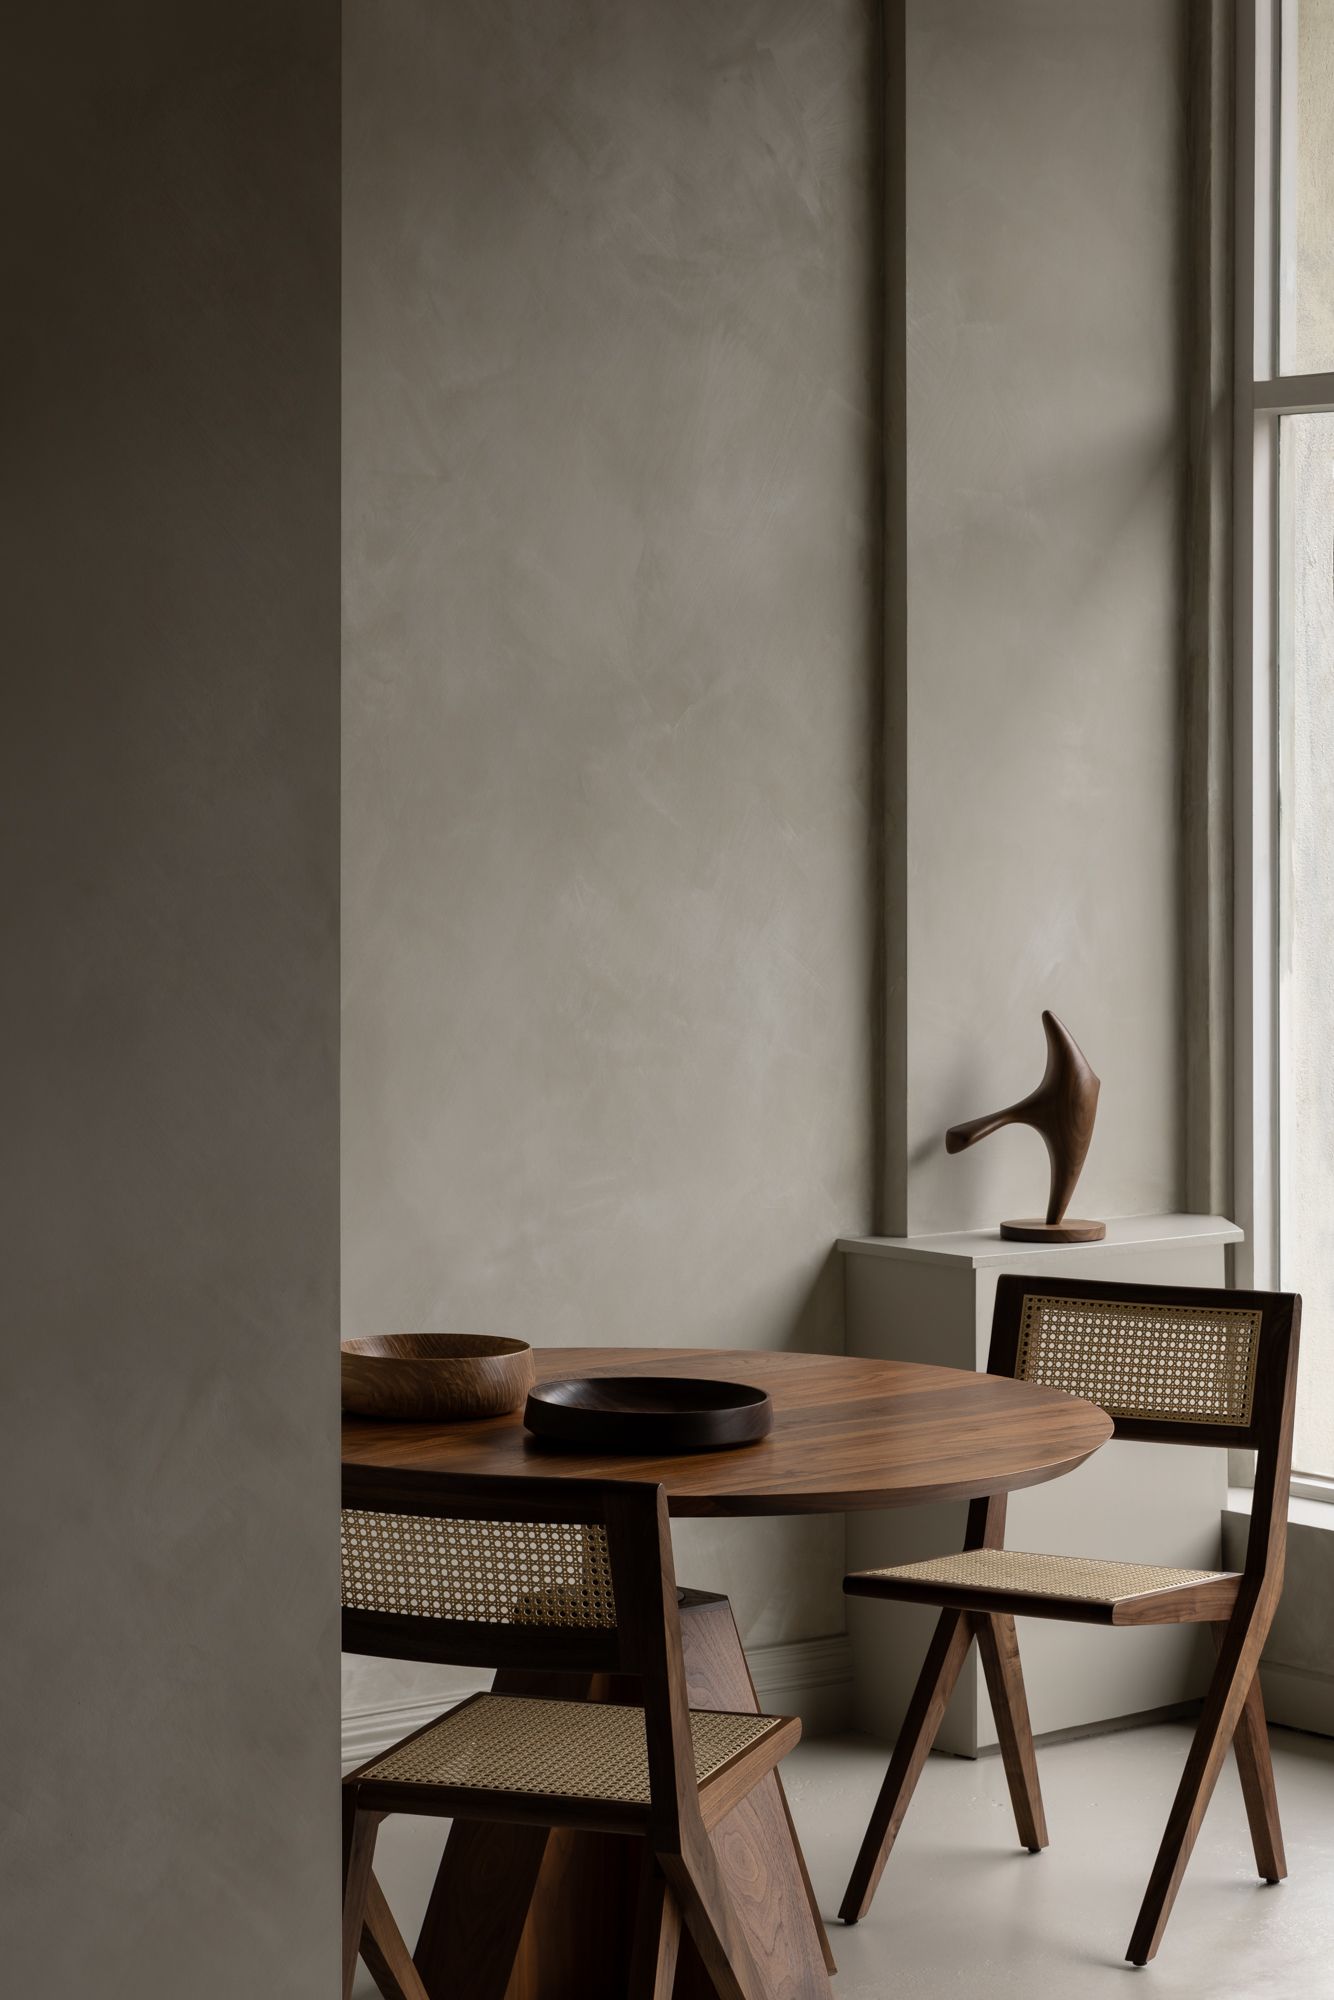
880,0,911,1235
1181,0,1236,1222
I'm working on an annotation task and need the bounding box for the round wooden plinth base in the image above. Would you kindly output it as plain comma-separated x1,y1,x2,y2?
1000,1217,1107,1243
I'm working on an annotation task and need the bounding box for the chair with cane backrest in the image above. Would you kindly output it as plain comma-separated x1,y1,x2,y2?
838,1275,1299,1965
341,1464,800,2000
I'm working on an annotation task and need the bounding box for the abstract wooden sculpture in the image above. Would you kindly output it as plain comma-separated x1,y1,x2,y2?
946,1011,1105,1243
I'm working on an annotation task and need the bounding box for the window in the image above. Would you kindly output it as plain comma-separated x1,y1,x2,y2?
1238,1,1334,1489
1278,409,1334,1481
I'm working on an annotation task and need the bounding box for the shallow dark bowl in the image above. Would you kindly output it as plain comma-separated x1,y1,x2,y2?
341,1333,535,1422
523,1375,773,1454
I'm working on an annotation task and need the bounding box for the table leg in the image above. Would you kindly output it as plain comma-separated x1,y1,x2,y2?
409,1817,555,1998
669,1593,836,2000
409,1595,834,2000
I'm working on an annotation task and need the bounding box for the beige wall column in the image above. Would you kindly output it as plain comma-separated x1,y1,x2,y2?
1,4,340,1992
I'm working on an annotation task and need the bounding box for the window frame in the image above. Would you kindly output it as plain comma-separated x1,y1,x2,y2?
1234,0,1334,1496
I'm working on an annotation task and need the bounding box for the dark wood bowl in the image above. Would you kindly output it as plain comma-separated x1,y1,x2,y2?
523,1376,774,1454
341,1333,536,1422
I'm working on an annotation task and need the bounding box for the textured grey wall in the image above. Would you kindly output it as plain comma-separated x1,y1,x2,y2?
342,0,878,1687
0,7,339,1995
891,0,1186,1234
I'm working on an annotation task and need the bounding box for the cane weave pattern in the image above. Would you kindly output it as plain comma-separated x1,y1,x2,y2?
858,1548,1232,1605
1014,1293,1262,1426
341,1510,617,1628
360,1695,784,1804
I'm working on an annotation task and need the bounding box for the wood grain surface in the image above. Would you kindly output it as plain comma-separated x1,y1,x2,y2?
946,1009,1103,1235
341,1334,536,1422
343,1346,1113,1515
408,1593,835,2000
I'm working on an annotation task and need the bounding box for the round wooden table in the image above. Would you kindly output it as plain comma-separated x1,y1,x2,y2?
343,1347,1112,2000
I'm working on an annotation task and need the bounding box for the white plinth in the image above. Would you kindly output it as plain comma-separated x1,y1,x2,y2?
839,1214,1243,1755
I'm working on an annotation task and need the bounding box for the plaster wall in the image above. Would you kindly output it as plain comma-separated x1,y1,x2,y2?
893,0,1187,1235
341,0,879,1712
0,6,340,1994
1224,1500,1334,1734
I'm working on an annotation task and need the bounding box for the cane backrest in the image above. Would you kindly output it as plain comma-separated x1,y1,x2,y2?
988,1275,1300,1579
341,1503,617,1631
1010,1288,1261,1429
341,1465,671,1672
991,1276,1295,1448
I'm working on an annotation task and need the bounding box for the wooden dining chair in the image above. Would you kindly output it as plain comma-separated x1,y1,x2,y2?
341,1464,800,2000
838,1275,1299,1965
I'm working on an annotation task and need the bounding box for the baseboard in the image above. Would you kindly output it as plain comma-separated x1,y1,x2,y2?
969,1698,1202,1758
1257,1656,1334,1739
962,1680,1334,1758
341,1633,853,1769
746,1633,853,1735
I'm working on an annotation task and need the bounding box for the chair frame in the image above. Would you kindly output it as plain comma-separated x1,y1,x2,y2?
341,1463,790,2000
838,1274,1300,1965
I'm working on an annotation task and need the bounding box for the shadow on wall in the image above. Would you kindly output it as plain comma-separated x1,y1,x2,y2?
776,1246,846,1356
912,1045,992,1175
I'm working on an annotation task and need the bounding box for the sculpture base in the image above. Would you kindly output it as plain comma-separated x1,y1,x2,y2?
1000,1217,1107,1243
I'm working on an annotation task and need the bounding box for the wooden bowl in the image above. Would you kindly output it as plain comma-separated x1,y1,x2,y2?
523,1376,773,1454
341,1333,536,1422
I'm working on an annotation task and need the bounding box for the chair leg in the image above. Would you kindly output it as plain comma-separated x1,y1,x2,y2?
662,1832,766,2000
342,1793,379,2000
1212,1626,1286,1883
974,1612,1049,1852
775,1764,838,1974
361,1873,431,2000
839,1606,974,1924
629,1852,682,2000
412,1818,551,1997
1126,1607,1272,1965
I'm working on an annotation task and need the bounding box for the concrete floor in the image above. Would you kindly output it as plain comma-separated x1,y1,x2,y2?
355,1721,1334,1998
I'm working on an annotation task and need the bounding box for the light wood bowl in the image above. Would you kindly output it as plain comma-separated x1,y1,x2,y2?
341,1333,536,1422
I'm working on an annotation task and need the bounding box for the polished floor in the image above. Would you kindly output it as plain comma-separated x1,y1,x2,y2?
354,1720,1334,1997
